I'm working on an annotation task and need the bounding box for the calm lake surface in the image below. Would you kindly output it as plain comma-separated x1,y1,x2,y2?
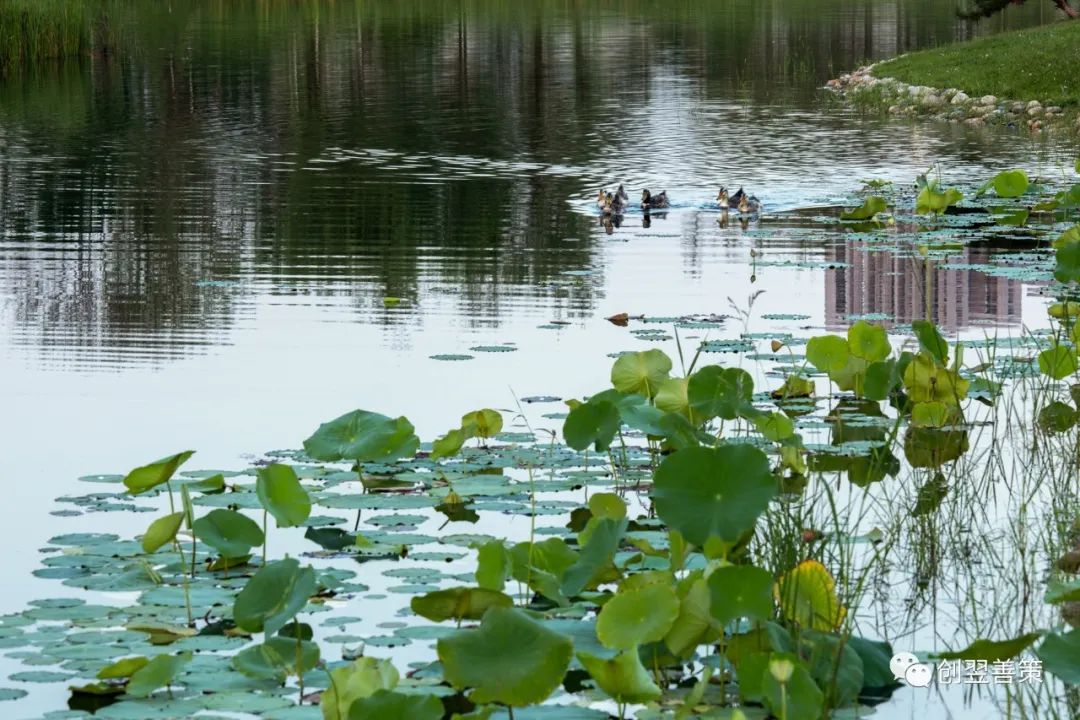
0,1,1075,717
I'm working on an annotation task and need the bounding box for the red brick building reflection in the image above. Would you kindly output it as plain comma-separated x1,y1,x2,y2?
824,245,1022,332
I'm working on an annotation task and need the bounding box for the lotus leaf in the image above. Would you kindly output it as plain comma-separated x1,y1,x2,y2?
610,349,672,399
777,560,845,632
461,409,503,439
761,652,824,720
303,410,419,463
652,445,776,545
1036,630,1080,684
654,377,690,417
911,321,948,365
233,558,317,637
256,464,311,528
563,399,620,452
431,428,466,459
934,633,1042,661
708,565,775,625
596,582,680,650
193,508,265,557
320,657,400,720
232,637,319,680
847,321,890,362
437,606,572,707
410,586,513,622
124,451,195,494
687,366,754,421
806,336,849,375
1038,345,1078,380
840,196,887,221
347,690,443,720
991,169,1029,198
577,649,662,704
141,512,184,554
903,354,968,405
124,651,192,698
475,540,510,591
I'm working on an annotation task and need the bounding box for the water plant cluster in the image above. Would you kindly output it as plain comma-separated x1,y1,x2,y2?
3,167,1080,719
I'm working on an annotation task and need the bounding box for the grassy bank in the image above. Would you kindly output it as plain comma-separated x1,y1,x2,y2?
0,0,92,69
874,19,1080,106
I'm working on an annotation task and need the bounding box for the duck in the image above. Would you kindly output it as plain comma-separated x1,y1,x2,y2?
597,185,628,215
641,189,669,210
737,192,762,215
717,186,748,210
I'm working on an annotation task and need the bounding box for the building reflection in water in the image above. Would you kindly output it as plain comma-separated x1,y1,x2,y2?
824,244,1023,332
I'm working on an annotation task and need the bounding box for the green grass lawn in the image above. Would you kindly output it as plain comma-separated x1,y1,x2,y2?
874,20,1080,106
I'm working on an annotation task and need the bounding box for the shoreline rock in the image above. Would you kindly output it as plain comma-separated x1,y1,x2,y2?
826,64,1076,135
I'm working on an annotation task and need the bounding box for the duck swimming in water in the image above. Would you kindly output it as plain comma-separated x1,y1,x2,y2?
717,186,747,210
597,185,628,214
641,189,669,210
737,192,762,216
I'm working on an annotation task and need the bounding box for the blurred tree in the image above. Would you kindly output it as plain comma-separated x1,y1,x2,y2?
959,0,1078,19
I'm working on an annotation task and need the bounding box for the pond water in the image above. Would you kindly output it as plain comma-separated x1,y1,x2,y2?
1,1,1077,718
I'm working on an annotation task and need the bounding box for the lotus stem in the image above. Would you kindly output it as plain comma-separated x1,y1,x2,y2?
294,618,304,704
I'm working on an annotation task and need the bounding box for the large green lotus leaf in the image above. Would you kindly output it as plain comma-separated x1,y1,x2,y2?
840,196,886,221
806,336,849,375
915,186,962,215
347,690,443,720
561,517,627,598
753,412,794,442
577,650,661,704
124,651,192,698
563,400,620,452
303,410,420,463
610,349,672,399
124,451,195,494
256,464,311,528
761,654,824,720
652,445,775,546
687,366,754,421
911,321,948,365
1038,345,1079,380
234,558,317,637
1035,630,1080,684
596,582,679,650
777,560,845,632
798,630,864,708
991,169,1029,198
509,538,577,605
847,321,890,362
863,360,898,401
664,577,721,657
461,409,503,439
437,606,572,707
410,587,513,622
902,353,969,405
141,513,185,554
934,632,1042,661
827,354,869,393
320,657,399,720
846,636,895,689
708,565,775,625
654,377,689,417
232,637,320,681
193,509,265,557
